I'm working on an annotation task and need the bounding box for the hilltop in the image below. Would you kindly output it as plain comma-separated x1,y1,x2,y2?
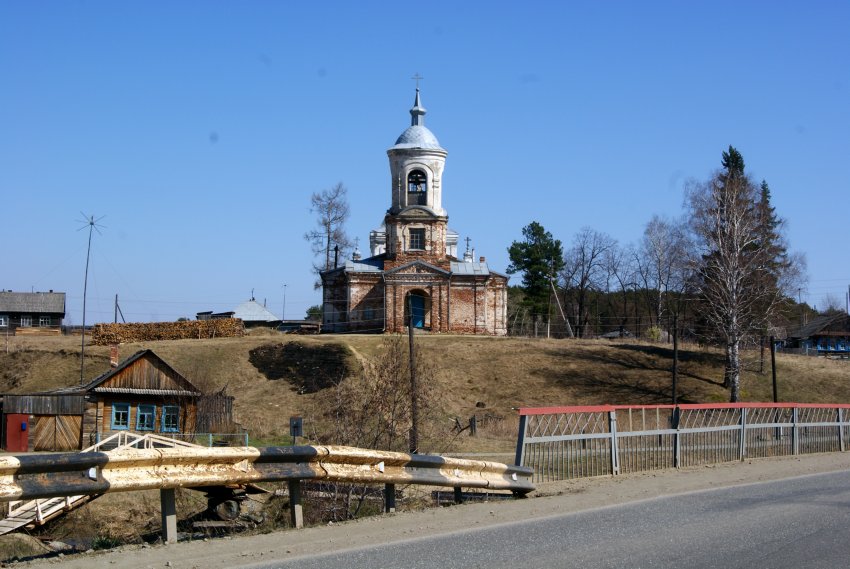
3,330,849,452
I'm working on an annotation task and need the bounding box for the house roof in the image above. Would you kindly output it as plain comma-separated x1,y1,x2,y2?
54,349,201,395
792,313,850,339
233,300,280,322
0,291,66,314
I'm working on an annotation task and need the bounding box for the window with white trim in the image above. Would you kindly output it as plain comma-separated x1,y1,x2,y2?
39,316,50,327
0,315,7,328
20,316,32,328
111,403,130,430
408,228,425,251
137,404,155,431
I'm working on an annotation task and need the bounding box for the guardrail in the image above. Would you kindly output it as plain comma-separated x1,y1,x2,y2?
515,403,850,483
0,443,533,543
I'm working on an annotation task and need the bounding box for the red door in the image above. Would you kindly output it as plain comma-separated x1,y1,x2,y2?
5,414,29,452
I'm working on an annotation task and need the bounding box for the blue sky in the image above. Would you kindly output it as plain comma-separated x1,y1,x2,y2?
2,1,848,325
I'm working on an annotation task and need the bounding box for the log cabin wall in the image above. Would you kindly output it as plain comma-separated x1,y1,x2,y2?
97,397,197,442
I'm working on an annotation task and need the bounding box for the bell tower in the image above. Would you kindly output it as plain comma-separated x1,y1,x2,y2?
383,88,449,265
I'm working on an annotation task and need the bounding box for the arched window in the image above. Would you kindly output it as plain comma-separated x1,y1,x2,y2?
407,170,427,205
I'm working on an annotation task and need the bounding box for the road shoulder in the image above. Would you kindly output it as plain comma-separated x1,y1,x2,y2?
18,452,850,569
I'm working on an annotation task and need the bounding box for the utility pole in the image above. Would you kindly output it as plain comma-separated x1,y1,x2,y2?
114,294,118,324
408,295,419,454
282,284,287,320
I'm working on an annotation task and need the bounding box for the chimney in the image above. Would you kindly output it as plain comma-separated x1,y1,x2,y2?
479,256,486,263
110,344,119,368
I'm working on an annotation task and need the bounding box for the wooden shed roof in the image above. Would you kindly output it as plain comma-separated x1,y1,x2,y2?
49,349,202,396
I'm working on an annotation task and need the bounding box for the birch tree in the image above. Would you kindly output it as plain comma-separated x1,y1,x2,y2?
687,146,799,401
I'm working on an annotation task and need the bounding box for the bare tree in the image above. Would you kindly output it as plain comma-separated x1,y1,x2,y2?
605,243,638,335
311,336,443,520
561,227,617,338
686,146,801,401
635,215,690,329
305,182,352,288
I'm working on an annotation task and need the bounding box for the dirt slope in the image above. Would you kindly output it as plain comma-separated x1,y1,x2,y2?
3,331,850,447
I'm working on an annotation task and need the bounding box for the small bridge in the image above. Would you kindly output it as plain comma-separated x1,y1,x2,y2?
0,432,203,535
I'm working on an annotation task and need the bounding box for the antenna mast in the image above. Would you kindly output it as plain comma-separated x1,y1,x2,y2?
77,213,105,384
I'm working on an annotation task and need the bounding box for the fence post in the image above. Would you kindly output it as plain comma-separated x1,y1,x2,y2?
288,479,304,529
739,408,747,460
384,483,396,513
672,406,681,468
454,487,464,504
839,408,845,453
792,407,799,455
609,411,620,475
514,413,528,467
160,488,178,544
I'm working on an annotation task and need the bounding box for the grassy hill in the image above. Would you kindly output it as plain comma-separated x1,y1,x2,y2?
2,330,849,553
3,330,849,453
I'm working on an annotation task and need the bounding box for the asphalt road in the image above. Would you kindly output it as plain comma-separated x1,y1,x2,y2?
247,470,850,569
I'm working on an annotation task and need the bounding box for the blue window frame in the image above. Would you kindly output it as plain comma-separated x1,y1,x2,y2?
136,404,155,431
111,403,130,430
162,406,180,433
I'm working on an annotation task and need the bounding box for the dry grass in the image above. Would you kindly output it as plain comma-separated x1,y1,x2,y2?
4,330,850,554
3,331,850,451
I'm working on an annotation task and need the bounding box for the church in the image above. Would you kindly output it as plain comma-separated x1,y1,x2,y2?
320,89,508,335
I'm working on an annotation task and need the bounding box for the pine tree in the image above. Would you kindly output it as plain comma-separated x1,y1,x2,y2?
507,222,565,320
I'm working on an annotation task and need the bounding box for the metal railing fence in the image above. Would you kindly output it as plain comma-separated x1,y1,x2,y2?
515,403,850,483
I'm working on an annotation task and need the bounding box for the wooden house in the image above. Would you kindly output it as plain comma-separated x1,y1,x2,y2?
0,291,65,336
1,350,232,452
788,313,850,356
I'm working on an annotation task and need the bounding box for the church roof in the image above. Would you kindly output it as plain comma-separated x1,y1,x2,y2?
450,261,495,276
344,256,385,273
393,125,443,150
390,88,444,151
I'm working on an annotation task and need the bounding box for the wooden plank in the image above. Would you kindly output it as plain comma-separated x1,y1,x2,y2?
55,416,82,451
32,416,55,452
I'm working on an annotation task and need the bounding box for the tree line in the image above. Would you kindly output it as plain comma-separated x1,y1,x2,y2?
507,146,809,402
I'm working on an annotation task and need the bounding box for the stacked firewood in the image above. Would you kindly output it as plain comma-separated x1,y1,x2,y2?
91,319,245,345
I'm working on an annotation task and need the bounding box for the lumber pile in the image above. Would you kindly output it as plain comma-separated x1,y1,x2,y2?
91,319,245,345
14,327,62,337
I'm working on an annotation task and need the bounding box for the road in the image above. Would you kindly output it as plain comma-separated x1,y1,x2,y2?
246,470,850,569
21,452,850,569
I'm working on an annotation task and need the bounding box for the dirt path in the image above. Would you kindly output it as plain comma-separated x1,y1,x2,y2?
17,452,850,569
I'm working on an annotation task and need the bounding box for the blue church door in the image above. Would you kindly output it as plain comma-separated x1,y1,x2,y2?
408,293,426,328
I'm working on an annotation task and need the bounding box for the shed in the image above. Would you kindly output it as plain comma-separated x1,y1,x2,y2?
2,350,232,451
